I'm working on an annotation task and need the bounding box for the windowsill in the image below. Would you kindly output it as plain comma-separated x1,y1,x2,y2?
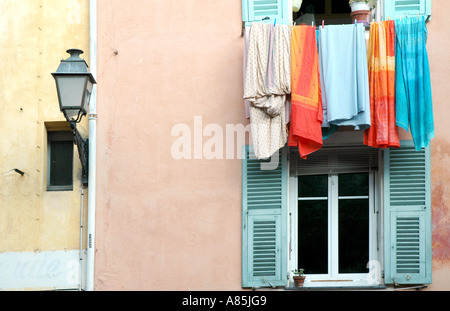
47,186,74,192
284,285,387,290
254,285,387,291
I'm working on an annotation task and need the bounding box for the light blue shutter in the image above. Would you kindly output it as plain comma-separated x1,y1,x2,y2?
384,0,431,20
242,0,289,26
242,146,288,288
384,141,432,284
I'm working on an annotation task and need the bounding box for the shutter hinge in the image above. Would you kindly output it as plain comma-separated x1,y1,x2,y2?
263,279,276,289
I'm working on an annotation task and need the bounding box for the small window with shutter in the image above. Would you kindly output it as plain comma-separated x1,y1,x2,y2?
47,131,74,191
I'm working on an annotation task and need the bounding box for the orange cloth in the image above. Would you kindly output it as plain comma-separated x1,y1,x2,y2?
364,20,400,148
288,26,323,159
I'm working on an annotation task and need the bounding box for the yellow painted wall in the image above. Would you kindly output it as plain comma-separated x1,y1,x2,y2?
0,0,90,256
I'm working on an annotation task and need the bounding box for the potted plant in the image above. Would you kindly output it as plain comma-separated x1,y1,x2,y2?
349,0,376,26
292,268,306,287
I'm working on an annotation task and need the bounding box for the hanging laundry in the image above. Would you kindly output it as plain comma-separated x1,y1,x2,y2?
244,25,291,122
395,16,434,150
316,28,338,140
243,23,291,159
364,20,400,148
243,26,251,119
288,25,323,159
319,23,370,130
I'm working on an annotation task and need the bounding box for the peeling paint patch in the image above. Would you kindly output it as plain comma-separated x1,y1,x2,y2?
432,181,450,266
0,250,80,290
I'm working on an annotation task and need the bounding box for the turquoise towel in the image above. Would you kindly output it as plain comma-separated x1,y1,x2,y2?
395,16,434,150
319,23,370,131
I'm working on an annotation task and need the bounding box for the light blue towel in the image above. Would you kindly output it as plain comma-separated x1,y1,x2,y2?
395,16,434,150
316,28,338,139
319,23,370,130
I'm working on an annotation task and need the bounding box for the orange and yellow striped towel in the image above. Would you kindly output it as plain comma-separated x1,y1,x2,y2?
364,20,400,148
288,25,323,159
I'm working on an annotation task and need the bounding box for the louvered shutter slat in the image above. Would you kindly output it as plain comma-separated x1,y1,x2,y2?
394,214,425,275
384,141,432,284
384,0,431,20
242,0,288,26
290,147,379,176
242,146,288,288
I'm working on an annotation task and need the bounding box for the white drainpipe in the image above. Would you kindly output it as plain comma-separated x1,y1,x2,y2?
87,0,97,291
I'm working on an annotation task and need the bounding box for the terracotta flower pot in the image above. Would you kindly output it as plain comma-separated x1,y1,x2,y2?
293,275,306,287
350,10,371,25
350,2,371,26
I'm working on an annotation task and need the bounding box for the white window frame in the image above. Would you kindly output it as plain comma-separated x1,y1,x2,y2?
47,131,74,191
289,170,381,287
287,129,384,288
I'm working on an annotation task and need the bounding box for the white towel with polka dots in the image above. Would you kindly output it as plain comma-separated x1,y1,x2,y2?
244,23,291,159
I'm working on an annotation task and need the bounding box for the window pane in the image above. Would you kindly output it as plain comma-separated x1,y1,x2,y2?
338,199,369,273
50,140,73,186
298,200,328,274
338,173,368,196
332,0,351,14
299,175,328,197
301,0,325,14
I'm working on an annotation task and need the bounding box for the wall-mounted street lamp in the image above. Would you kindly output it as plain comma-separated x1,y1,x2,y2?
52,49,96,186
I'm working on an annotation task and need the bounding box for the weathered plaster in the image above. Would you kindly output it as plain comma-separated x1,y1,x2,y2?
0,0,90,289
94,0,450,290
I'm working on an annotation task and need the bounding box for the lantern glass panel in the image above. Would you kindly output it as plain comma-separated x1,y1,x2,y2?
56,75,88,116
82,79,93,114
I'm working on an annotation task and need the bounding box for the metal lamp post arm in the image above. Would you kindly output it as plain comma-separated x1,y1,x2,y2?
70,121,89,186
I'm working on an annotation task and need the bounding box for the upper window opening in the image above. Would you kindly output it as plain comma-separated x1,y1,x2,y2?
294,0,353,26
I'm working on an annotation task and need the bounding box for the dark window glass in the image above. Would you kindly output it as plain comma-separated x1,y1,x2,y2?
332,0,351,14
48,131,73,190
298,200,328,274
298,174,328,274
338,173,369,196
338,173,369,273
298,174,328,197
338,199,369,273
301,0,326,14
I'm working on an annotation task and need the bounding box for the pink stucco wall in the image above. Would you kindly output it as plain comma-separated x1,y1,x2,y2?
95,0,450,290
95,0,245,290
427,0,450,288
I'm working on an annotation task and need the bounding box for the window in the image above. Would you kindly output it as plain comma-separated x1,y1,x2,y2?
289,145,380,286
293,172,379,285
242,0,431,26
47,131,74,191
242,140,432,289
293,0,353,25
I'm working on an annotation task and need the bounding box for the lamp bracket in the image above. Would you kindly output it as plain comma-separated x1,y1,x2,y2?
70,121,89,186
